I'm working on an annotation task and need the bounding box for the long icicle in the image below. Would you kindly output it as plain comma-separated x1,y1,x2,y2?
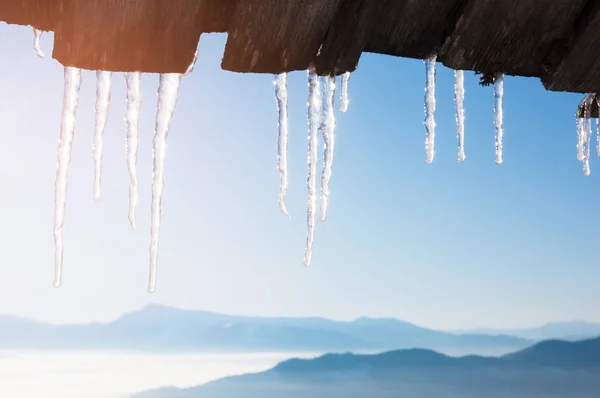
33,28,45,58
454,70,466,163
494,73,505,165
304,71,322,267
583,95,593,176
93,71,112,200
125,72,142,230
424,56,437,163
149,73,182,293
577,117,585,161
275,73,289,217
595,97,600,158
320,76,336,221
54,67,83,288
340,72,350,113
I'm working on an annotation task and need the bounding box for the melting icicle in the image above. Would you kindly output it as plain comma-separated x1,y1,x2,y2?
595,97,600,158
494,74,505,165
125,72,142,230
582,95,593,176
340,72,350,113
577,118,585,161
275,73,290,216
185,48,199,76
320,76,336,221
93,71,112,200
454,70,466,163
54,67,83,288
424,56,437,163
33,28,45,58
149,73,182,293
304,71,322,267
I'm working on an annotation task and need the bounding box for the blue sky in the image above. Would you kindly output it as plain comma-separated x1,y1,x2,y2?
0,24,598,330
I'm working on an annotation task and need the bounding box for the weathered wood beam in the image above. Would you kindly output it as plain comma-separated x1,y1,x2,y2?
221,0,343,74
542,0,600,93
440,0,587,79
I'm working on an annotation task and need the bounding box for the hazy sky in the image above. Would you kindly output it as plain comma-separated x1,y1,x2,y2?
0,24,598,331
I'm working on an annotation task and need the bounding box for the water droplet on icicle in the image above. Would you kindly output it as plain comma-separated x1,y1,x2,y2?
33,28,45,58
93,71,112,200
340,72,350,113
274,73,290,217
320,76,336,221
424,56,437,163
148,73,182,293
125,72,142,230
454,70,466,163
304,71,322,267
53,67,83,288
494,73,505,165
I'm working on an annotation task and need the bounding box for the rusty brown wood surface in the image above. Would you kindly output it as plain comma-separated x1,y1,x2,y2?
1,0,600,94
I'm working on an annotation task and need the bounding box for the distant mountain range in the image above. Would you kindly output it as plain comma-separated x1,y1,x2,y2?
135,336,600,398
0,305,598,357
459,321,600,341
0,304,535,355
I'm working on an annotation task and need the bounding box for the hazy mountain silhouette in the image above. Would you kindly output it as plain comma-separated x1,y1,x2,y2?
462,321,600,341
135,337,600,398
0,304,530,354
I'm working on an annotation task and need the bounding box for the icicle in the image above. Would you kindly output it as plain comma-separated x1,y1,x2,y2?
185,48,199,76
33,28,45,58
320,76,336,221
454,70,466,163
53,67,83,288
340,72,350,113
424,56,437,163
494,73,505,165
577,118,585,161
149,73,182,293
274,73,290,217
125,72,142,230
93,71,112,200
582,95,593,176
304,71,322,267
595,97,600,158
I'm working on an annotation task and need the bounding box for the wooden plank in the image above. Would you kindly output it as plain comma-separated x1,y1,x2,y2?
440,0,587,78
0,0,64,31
222,0,343,74
542,0,600,93
53,0,213,73
364,0,465,60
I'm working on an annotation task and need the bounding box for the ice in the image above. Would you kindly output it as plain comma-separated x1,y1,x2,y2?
340,72,350,113
185,48,199,76
320,76,336,221
304,71,322,267
274,73,289,216
582,95,593,176
577,118,585,161
53,67,83,288
125,72,142,230
424,56,437,163
454,70,466,163
33,28,45,58
494,74,505,165
93,71,112,200
148,73,182,293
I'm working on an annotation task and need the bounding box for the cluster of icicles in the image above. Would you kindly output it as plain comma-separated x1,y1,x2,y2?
576,94,600,176
38,28,198,293
289,57,506,267
37,24,508,290
275,70,350,266
424,55,505,165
